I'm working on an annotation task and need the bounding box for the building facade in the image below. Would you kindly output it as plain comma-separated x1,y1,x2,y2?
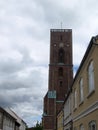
72,35,98,130
0,107,27,130
0,107,16,130
43,29,73,130
57,110,63,130
62,35,98,130
63,90,73,130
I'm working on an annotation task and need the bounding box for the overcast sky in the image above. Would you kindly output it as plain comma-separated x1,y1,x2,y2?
0,0,98,127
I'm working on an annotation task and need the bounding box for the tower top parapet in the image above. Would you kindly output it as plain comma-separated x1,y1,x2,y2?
50,29,72,32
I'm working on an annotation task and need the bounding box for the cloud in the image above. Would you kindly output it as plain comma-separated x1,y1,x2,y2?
0,64,48,126
0,0,98,127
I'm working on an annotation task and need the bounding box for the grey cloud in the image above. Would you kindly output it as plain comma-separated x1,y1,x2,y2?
0,91,32,108
0,0,98,127
0,80,26,90
0,65,46,111
0,59,22,74
33,0,80,27
0,47,34,76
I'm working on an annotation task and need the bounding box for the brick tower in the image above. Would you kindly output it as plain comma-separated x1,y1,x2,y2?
43,29,73,130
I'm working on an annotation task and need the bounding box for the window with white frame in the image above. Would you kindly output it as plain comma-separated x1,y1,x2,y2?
79,78,84,102
88,60,95,93
64,99,68,118
89,120,96,130
80,124,84,130
69,96,71,114
64,96,71,119
73,89,77,109
73,127,77,130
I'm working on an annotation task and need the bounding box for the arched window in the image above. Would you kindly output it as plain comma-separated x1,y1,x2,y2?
89,120,96,130
80,124,84,130
58,67,63,77
58,49,64,63
79,78,84,102
88,60,95,93
73,89,77,109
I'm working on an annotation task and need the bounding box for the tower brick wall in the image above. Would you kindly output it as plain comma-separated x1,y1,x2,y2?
43,29,73,130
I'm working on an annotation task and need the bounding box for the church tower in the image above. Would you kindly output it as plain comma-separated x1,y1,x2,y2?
43,29,73,130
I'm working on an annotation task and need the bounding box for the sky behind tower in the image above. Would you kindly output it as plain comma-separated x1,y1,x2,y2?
0,0,98,127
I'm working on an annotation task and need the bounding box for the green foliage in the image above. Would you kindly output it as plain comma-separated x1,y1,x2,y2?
26,121,43,130
33,121,43,130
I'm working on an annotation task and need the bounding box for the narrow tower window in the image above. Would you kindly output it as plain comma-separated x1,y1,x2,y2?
58,67,63,77
59,81,63,87
60,35,63,41
58,49,64,63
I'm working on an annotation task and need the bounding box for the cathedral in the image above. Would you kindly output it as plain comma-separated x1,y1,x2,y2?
43,29,73,130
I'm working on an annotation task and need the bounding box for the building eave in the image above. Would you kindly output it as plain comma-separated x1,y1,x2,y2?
72,35,98,87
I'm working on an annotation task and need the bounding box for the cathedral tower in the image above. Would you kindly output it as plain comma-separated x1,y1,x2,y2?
43,29,73,130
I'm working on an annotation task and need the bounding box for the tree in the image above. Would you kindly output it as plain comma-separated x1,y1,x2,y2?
33,121,43,130
26,121,43,130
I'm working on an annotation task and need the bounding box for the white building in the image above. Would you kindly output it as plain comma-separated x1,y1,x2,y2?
0,107,27,130
64,90,73,130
